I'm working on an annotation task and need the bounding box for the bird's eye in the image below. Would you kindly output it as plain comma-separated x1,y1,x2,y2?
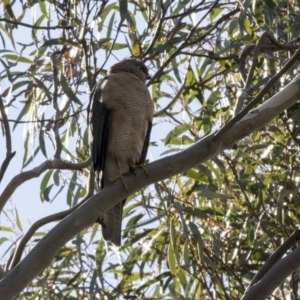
138,66,142,70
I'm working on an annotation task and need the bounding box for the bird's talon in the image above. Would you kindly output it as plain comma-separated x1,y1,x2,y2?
131,161,150,177
110,172,129,191
130,168,137,176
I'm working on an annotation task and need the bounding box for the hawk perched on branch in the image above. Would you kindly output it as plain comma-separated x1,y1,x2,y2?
88,59,154,246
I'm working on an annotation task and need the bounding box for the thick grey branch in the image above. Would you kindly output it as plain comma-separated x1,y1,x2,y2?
247,227,300,289
1,75,300,299
242,246,300,300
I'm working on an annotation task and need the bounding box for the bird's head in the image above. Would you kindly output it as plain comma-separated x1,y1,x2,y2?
108,59,151,82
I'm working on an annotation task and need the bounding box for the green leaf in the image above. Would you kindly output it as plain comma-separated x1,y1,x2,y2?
183,169,206,182
53,170,60,186
15,208,23,231
40,38,83,49
0,237,8,246
32,15,45,39
39,0,48,17
276,187,286,224
184,207,208,219
72,184,82,206
183,239,190,266
243,17,253,36
1,80,31,97
13,102,31,131
39,130,47,158
209,7,223,21
189,222,203,262
107,12,115,40
169,218,176,250
128,214,164,229
67,172,77,206
228,19,239,39
101,42,127,51
164,124,190,145
2,54,33,64
22,132,29,167
171,58,181,83
168,243,177,275
60,73,81,105
173,202,189,239
23,146,40,168
50,186,64,203
31,75,52,101
126,13,140,57
152,39,176,53
197,190,228,199
3,0,16,22
183,64,203,104
43,184,54,202
118,0,128,23
0,226,13,232
90,223,100,243
40,170,53,202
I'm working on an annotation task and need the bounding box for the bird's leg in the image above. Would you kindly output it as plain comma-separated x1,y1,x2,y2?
130,160,150,177
110,157,129,191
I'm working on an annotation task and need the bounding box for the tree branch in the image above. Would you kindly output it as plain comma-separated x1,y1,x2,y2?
247,226,300,289
0,158,91,212
0,18,73,30
242,246,300,300
1,74,300,299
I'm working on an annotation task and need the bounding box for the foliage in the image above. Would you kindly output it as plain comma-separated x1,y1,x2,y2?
1,0,300,299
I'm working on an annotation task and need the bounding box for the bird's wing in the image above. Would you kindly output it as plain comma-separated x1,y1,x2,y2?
88,78,110,189
139,121,152,164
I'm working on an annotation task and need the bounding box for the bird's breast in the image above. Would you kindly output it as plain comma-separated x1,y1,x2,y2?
101,73,154,174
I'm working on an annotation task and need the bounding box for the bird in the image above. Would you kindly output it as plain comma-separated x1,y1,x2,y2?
88,58,154,246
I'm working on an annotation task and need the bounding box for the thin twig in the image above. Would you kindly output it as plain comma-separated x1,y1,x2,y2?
0,95,15,182
146,8,239,86
0,18,73,30
154,83,184,117
181,51,238,61
94,19,124,80
50,55,63,159
245,32,271,90
164,1,206,20
1,109,86,124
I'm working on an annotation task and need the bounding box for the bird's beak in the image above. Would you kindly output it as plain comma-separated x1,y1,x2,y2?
146,73,151,80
